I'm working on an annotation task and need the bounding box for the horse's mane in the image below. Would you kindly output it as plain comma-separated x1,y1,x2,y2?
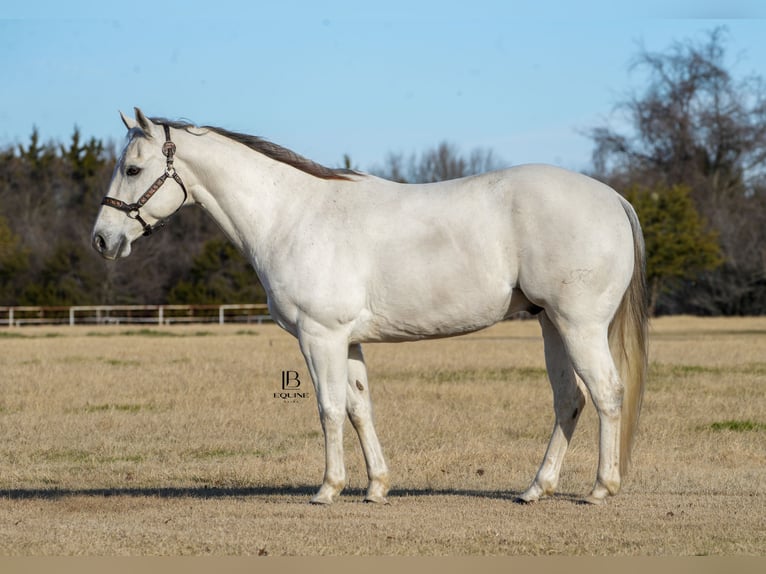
151,118,357,181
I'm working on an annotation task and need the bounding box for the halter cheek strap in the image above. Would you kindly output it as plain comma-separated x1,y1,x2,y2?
101,124,188,236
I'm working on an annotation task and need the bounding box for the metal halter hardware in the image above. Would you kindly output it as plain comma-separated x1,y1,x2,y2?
101,124,188,236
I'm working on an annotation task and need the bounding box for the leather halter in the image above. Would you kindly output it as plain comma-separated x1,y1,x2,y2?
101,124,188,236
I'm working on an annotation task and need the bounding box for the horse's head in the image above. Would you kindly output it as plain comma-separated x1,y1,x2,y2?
92,108,189,260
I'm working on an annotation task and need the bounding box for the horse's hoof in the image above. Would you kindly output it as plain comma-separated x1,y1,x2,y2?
364,494,389,505
582,494,608,505
582,480,617,505
310,481,344,505
517,483,547,503
310,487,340,505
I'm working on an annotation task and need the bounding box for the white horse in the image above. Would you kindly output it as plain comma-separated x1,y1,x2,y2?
92,109,648,505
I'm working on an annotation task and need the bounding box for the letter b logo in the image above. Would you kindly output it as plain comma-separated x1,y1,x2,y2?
281,370,301,390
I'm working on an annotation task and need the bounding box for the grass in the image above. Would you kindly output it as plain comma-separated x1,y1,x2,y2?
85,328,257,338
82,403,146,413
709,420,766,432
379,365,548,384
0,316,765,555
0,331,62,339
31,449,146,464
650,363,766,377
183,447,268,460
85,328,210,338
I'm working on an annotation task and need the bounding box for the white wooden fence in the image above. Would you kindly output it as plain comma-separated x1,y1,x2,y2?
0,304,271,327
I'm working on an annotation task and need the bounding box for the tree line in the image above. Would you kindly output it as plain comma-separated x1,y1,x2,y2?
1,29,763,315
0,127,265,307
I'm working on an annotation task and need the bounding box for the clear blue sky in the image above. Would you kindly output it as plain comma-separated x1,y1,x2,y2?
2,1,766,173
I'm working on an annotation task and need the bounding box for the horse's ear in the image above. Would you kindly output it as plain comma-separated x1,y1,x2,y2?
134,107,153,133
120,110,138,131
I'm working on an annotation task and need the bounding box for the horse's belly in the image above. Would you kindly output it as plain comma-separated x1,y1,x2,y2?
352,277,513,343
347,228,517,341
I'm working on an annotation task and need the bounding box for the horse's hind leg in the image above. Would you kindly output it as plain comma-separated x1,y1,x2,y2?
555,319,624,504
519,312,587,502
346,344,390,503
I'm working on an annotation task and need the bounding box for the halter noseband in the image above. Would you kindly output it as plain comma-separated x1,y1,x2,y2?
101,124,188,236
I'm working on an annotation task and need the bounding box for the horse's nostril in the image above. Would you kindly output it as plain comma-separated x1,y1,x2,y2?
94,234,107,253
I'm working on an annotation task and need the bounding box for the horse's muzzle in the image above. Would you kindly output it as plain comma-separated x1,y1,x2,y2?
92,230,130,260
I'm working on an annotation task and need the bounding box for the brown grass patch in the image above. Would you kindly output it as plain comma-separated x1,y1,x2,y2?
0,316,765,555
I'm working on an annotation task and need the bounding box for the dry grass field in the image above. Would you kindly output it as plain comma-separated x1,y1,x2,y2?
0,316,764,556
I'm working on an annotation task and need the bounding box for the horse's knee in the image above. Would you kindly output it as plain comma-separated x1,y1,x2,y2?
347,401,371,428
319,405,346,430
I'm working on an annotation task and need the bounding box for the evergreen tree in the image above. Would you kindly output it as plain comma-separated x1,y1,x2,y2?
0,215,29,304
624,184,722,315
168,238,266,304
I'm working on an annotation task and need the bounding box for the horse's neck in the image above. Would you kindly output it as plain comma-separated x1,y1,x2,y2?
180,131,324,263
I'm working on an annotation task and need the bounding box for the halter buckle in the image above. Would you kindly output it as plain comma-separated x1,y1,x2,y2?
162,140,176,158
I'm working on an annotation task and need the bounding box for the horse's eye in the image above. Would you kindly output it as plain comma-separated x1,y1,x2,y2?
126,166,141,177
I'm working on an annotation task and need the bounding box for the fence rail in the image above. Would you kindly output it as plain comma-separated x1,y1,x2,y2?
0,304,271,327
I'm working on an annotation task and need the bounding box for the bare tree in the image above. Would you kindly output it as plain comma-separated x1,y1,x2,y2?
373,141,503,183
591,28,766,201
589,28,766,315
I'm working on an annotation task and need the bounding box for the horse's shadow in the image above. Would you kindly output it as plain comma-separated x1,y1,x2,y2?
1,484,584,504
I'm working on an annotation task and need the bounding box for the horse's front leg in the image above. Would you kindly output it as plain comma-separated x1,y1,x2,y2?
298,328,350,504
347,344,390,503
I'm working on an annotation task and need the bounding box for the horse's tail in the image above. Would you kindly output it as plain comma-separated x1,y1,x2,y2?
609,195,649,477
